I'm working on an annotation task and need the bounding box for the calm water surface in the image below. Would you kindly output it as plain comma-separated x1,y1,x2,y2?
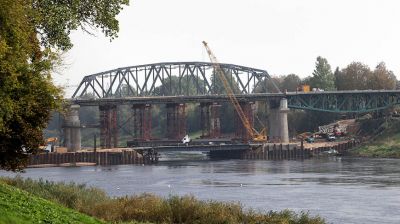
1,157,400,224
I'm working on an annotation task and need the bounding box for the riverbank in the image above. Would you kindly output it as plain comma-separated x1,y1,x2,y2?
0,176,325,224
0,182,103,224
349,118,400,158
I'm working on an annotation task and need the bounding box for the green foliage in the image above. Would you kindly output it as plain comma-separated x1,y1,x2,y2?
32,0,129,51
309,56,335,90
0,0,128,171
2,177,326,224
335,62,397,91
351,118,400,158
0,0,62,171
281,74,301,92
336,62,370,90
1,176,109,212
0,181,103,224
369,62,397,90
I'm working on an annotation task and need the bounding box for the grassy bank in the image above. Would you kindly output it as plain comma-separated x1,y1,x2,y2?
1,176,325,224
350,118,400,158
0,181,103,224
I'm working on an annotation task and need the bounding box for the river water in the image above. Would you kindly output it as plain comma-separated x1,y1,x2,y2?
1,156,400,224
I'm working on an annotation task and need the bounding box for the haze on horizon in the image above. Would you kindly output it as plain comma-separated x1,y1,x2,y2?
56,0,400,97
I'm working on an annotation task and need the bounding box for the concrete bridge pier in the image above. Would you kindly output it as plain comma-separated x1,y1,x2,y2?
200,102,221,138
63,104,81,152
99,105,118,148
268,98,289,143
132,104,152,141
279,98,289,143
166,103,186,140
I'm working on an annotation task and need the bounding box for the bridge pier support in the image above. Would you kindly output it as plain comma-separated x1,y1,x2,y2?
234,102,254,142
268,98,289,143
63,105,81,152
99,105,118,149
132,104,152,141
166,103,186,140
200,103,221,138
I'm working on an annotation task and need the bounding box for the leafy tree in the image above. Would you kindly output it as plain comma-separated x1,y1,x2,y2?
368,62,397,90
281,74,301,92
336,62,397,91
335,62,371,90
309,56,335,90
0,0,128,171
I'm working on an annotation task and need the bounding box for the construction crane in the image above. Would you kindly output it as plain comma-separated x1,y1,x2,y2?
202,41,267,142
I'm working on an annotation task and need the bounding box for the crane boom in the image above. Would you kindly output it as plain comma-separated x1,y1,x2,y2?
202,41,266,141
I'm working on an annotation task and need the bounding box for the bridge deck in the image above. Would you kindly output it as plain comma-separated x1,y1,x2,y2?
135,144,252,152
70,90,400,113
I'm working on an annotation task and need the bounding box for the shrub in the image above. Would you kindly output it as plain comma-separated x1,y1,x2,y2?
1,176,325,224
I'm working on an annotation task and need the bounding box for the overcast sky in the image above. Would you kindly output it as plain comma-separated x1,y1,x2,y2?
57,0,400,96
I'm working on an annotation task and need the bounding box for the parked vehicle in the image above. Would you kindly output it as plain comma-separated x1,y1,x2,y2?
327,135,336,141
305,136,315,143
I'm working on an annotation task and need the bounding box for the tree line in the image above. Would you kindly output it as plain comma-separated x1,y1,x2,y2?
271,57,398,92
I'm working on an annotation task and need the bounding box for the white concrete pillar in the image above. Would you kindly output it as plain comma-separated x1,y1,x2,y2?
279,98,289,143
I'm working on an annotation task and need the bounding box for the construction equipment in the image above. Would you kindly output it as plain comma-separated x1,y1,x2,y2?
202,41,267,142
297,85,310,92
39,137,58,152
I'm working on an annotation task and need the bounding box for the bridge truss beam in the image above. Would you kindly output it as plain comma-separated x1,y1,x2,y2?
72,62,280,99
287,91,400,113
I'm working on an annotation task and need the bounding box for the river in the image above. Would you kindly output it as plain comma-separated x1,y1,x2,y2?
1,156,400,224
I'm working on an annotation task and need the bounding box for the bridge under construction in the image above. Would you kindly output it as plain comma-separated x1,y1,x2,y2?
62,62,400,152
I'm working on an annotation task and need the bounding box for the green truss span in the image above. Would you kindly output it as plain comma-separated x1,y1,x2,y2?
286,90,400,113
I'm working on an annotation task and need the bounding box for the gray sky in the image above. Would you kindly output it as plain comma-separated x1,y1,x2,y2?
56,0,400,97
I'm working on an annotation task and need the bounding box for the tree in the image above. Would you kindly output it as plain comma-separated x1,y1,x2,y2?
281,74,301,92
333,67,341,88
336,62,397,91
310,56,335,90
335,62,371,90
0,0,128,171
368,62,397,90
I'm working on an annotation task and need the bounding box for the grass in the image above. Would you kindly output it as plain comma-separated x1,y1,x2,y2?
351,118,400,158
0,181,103,224
1,176,325,224
189,130,203,139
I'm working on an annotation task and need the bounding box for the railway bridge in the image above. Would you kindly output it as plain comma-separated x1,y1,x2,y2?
63,62,400,151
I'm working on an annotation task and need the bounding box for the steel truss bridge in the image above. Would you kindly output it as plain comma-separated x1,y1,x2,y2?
71,62,400,113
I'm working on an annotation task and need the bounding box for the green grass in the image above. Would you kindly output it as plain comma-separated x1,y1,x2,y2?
188,130,203,139
351,119,400,158
0,181,103,224
1,176,325,224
